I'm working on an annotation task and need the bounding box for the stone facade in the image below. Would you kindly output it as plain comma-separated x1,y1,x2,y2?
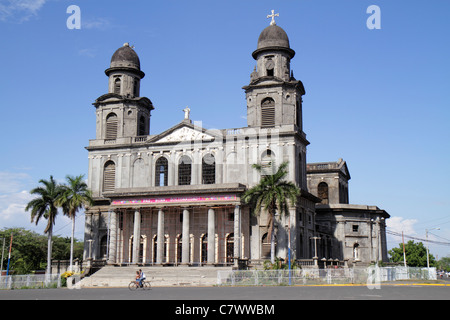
307,160,389,264
83,20,389,268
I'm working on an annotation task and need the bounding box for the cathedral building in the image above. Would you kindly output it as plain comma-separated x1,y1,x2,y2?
84,13,389,268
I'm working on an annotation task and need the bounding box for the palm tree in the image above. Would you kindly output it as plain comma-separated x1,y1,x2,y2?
25,175,64,277
242,161,300,263
57,174,93,272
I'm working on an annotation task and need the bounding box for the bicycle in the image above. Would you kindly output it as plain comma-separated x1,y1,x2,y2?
128,280,151,291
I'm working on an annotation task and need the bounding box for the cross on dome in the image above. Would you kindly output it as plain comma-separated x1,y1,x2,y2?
267,10,279,26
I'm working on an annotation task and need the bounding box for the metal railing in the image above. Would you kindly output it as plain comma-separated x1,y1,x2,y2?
217,267,437,286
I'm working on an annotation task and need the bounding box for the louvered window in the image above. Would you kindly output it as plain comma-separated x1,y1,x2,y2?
103,161,116,192
178,156,192,185
114,78,121,94
155,157,168,187
261,98,275,127
105,113,118,139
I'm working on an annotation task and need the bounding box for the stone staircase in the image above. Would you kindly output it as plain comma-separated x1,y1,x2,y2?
79,265,232,288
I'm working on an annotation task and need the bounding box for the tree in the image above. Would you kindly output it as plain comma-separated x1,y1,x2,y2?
0,228,46,274
242,161,300,263
0,228,84,274
57,174,93,272
388,240,436,267
25,175,64,276
437,257,450,272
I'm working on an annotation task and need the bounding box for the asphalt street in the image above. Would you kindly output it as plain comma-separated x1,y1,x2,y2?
1,283,450,300
0,284,447,319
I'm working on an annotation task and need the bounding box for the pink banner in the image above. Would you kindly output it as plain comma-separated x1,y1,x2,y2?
112,194,237,206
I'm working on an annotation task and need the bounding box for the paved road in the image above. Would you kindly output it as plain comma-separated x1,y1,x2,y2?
1,283,450,300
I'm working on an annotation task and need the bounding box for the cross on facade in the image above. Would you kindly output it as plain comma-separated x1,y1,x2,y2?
267,10,279,26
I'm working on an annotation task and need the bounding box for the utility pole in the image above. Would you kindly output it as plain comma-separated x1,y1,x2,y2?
0,237,5,276
6,233,13,276
426,228,440,269
402,231,407,267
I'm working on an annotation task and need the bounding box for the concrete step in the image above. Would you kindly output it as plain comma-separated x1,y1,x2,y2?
80,265,232,288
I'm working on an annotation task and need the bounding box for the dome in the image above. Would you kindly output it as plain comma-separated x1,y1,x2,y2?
252,25,295,59
105,43,145,78
257,25,290,49
110,43,141,69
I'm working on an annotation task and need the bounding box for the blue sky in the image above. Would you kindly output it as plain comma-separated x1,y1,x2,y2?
0,0,449,258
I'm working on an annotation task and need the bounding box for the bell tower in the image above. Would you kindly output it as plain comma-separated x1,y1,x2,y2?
93,43,154,141
243,12,305,130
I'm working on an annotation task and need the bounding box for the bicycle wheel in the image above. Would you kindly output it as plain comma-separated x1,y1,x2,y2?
143,281,151,290
128,281,139,291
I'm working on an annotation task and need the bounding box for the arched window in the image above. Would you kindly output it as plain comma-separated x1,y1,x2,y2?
103,161,116,192
153,235,157,263
155,157,168,187
176,234,182,264
201,234,208,263
114,77,121,94
202,154,215,184
178,156,192,185
105,113,118,139
132,158,145,188
295,152,303,188
100,235,108,259
261,149,275,176
261,97,275,127
318,182,329,204
261,232,276,259
226,233,234,264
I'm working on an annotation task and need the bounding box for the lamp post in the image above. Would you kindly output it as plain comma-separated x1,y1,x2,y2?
310,236,321,267
426,228,440,269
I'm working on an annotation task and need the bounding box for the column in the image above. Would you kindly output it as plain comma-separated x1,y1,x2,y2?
156,209,164,264
107,210,117,264
234,205,241,263
84,212,93,263
207,208,215,264
288,207,296,261
132,209,141,264
182,208,190,264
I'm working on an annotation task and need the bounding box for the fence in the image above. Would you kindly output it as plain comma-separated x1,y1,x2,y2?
217,267,437,286
377,266,437,281
0,274,61,289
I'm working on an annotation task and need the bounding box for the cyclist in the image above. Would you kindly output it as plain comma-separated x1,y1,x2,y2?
134,271,140,285
136,269,146,287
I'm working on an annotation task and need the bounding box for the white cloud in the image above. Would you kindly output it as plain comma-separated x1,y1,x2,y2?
0,0,48,22
386,216,419,249
0,190,33,222
0,171,34,229
0,171,32,193
78,48,97,58
82,17,110,30
386,216,418,236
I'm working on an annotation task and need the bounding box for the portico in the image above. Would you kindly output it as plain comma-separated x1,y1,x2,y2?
104,184,247,266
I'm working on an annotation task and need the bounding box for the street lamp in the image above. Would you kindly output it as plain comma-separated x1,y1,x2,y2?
426,228,440,269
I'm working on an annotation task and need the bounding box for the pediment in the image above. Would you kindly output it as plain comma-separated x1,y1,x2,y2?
150,123,216,144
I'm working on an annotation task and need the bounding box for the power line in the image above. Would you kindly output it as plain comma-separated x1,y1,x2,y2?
386,229,450,247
